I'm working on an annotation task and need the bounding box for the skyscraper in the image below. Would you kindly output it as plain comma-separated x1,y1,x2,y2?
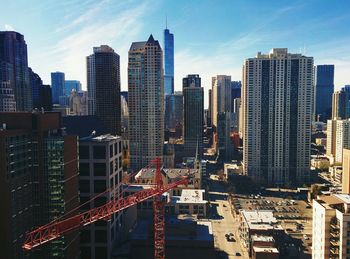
164,26,174,95
29,68,43,109
65,80,82,95
183,74,204,158
165,91,183,131
87,45,121,135
0,81,16,111
128,35,164,170
315,65,334,122
242,48,314,186
51,71,65,104
211,75,232,129
332,89,349,120
231,81,241,112
0,31,31,111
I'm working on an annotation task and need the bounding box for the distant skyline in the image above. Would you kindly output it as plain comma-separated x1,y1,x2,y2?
1,0,350,106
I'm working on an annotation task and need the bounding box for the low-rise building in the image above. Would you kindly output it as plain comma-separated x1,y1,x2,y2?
239,210,283,254
135,168,201,196
252,247,279,259
173,189,207,217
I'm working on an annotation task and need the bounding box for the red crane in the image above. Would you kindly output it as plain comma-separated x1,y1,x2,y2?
22,157,188,259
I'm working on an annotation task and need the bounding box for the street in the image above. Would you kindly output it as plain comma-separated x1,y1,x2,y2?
208,177,248,259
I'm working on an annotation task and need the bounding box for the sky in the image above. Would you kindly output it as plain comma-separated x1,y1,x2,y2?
1,0,350,106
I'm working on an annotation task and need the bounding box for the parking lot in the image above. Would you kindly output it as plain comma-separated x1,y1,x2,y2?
231,194,313,258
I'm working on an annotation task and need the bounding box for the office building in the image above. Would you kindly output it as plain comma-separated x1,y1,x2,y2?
29,68,42,110
343,149,350,194
69,90,88,115
164,26,174,95
51,71,65,104
183,74,203,158
0,112,80,259
0,81,16,111
208,89,212,127
332,89,349,120
87,45,121,135
79,134,123,259
65,80,82,95
40,85,52,111
313,194,350,259
315,65,334,122
0,31,31,111
231,81,241,112
242,48,313,186
128,35,164,170
165,91,183,131
232,98,240,132
211,75,232,128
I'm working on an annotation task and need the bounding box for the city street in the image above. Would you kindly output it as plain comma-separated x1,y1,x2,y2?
208,178,248,258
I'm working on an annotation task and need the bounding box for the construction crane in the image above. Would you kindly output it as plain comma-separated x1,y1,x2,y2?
22,157,188,259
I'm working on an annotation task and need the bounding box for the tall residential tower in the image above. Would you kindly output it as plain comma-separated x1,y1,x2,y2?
242,48,314,186
87,45,121,136
128,35,164,171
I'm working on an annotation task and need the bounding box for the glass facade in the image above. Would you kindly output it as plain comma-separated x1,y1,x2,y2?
51,72,65,104
315,65,334,122
164,28,174,95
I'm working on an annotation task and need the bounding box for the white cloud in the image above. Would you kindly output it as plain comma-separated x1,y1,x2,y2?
4,24,14,31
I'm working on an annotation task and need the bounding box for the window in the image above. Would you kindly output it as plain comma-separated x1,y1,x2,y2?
95,246,107,259
79,180,90,193
79,163,90,176
81,247,91,259
109,145,113,158
94,197,107,207
114,143,118,155
93,146,105,159
79,145,89,159
94,163,106,176
95,230,107,243
94,180,106,193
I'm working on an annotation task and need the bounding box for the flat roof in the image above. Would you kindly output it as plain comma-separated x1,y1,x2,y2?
241,210,282,231
251,235,274,242
253,247,279,253
176,189,207,204
81,134,120,142
135,168,199,179
334,194,350,204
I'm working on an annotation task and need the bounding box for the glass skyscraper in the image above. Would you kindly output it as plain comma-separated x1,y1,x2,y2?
164,27,174,95
51,71,65,104
315,65,334,122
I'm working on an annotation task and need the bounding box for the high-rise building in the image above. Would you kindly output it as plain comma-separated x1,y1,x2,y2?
183,74,204,158
332,89,349,120
217,112,232,161
242,48,314,186
79,134,123,259
0,31,31,111
231,81,241,112
0,112,80,259
326,119,337,158
40,84,53,111
313,194,350,259
128,35,164,170
342,148,350,194
163,26,174,95
165,91,183,131
315,65,334,122
65,80,82,95
69,90,87,116
29,68,42,109
335,120,350,163
87,45,121,135
211,75,232,129
51,71,65,104
208,89,212,127
232,98,241,132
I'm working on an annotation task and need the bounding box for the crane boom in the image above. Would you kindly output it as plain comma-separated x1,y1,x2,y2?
22,177,188,251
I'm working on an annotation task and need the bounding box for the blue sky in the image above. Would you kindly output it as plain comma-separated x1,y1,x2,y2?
1,0,350,105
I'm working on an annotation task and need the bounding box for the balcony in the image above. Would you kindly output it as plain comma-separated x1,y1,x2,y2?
330,247,339,255
330,239,339,247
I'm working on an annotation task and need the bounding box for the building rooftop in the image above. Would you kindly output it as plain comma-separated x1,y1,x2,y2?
334,194,350,204
241,210,282,231
251,235,275,242
135,168,199,180
176,189,207,204
253,247,279,253
81,134,121,142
